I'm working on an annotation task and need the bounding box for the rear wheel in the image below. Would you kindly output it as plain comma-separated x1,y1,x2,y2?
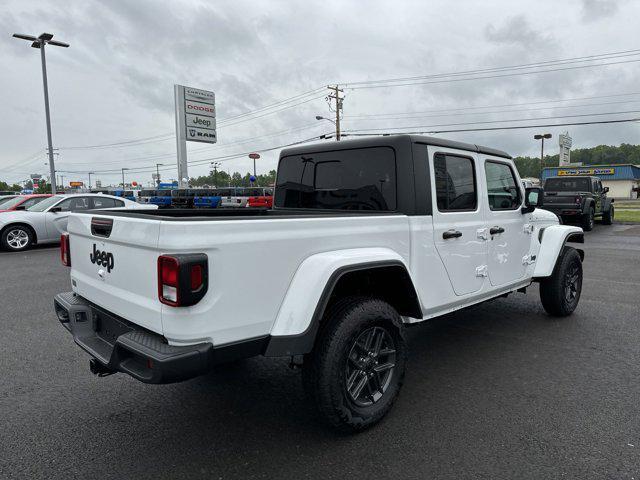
539,247,583,317
303,297,407,432
581,207,595,231
602,205,614,225
1,225,34,252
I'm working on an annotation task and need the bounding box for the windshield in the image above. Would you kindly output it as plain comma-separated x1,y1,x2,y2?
0,196,26,209
0,196,19,208
27,195,63,212
544,178,591,192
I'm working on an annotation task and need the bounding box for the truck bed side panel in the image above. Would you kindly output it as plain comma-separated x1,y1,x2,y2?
158,215,411,346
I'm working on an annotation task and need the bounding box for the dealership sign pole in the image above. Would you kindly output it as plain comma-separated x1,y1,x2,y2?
174,85,217,188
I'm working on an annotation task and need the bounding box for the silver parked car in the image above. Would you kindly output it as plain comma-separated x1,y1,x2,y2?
0,193,157,252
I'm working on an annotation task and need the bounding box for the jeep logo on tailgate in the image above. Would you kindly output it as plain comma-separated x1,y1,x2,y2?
90,244,115,273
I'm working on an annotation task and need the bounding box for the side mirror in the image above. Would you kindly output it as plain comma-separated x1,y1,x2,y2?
49,206,62,213
603,186,609,193
14,205,26,210
522,187,544,214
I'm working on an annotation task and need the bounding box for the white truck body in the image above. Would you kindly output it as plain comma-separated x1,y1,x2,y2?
55,135,585,430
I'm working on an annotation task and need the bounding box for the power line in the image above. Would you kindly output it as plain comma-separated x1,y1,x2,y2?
55,133,331,175
343,49,640,87
341,117,640,136
343,99,640,124
53,121,327,168
345,58,640,90
344,92,640,119
342,110,640,133
57,91,326,151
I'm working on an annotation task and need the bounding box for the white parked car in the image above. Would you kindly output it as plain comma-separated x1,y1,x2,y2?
0,193,157,252
54,135,584,432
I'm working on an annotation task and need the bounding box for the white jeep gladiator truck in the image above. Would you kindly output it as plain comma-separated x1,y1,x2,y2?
54,135,584,431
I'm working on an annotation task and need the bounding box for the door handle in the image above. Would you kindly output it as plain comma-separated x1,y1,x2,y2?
490,226,505,235
443,229,463,239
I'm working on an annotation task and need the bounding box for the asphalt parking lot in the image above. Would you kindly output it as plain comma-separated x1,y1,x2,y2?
1,224,639,479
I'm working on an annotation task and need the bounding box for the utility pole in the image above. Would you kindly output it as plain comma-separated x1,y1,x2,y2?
13,33,69,195
87,172,94,190
155,163,163,187
121,168,129,189
327,85,344,141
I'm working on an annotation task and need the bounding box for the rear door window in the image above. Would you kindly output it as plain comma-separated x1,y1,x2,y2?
58,197,91,212
91,197,123,209
434,153,477,211
275,147,396,210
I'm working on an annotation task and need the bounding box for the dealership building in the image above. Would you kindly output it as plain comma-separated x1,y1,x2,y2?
541,165,640,199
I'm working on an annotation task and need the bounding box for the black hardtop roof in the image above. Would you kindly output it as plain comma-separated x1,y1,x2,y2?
279,134,511,159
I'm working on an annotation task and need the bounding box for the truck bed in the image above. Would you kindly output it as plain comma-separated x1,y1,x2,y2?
66,208,411,347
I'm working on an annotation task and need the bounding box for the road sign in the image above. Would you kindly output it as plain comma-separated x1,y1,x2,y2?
559,132,572,166
249,153,260,159
175,85,217,188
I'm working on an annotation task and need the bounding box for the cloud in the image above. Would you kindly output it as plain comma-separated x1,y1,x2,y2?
1,0,639,185
581,0,620,22
484,15,556,50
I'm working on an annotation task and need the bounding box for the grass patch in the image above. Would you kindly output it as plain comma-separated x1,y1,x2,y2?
614,200,640,209
615,209,640,223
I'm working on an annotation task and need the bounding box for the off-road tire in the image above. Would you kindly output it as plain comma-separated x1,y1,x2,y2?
539,247,583,317
581,207,595,231
302,296,407,432
602,205,614,225
1,225,34,252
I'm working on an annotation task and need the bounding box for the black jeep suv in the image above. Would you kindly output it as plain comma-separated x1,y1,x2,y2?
543,176,614,231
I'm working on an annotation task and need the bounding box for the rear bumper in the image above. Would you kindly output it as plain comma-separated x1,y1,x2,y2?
543,205,584,216
54,292,266,384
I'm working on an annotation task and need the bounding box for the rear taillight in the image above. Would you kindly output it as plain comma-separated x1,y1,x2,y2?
575,196,582,205
157,254,208,307
60,233,71,267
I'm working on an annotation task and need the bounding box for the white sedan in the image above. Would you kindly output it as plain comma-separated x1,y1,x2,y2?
0,193,157,252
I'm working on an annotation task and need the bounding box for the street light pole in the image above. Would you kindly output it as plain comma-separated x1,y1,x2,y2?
13,33,69,194
210,162,221,186
87,172,94,190
534,133,552,177
248,153,260,185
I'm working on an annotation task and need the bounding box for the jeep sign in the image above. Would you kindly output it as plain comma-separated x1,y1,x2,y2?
174,84,217,187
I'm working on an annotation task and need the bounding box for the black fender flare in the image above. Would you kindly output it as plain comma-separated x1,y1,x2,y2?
582,198,595,214
264,260,421,357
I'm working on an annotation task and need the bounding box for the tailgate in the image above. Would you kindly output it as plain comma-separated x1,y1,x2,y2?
543,193,579,208
67,213,163,334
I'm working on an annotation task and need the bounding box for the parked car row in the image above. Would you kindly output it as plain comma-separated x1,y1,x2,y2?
140,187,274,209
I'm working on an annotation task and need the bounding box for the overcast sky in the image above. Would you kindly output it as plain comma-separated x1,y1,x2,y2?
1,0,639,186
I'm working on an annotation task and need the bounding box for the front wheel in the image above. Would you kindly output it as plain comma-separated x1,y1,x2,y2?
539,247,583,317
303,297,407,432
1,225,34,252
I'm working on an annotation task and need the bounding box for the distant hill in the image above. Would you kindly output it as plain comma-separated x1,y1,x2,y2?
514,143,640,178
